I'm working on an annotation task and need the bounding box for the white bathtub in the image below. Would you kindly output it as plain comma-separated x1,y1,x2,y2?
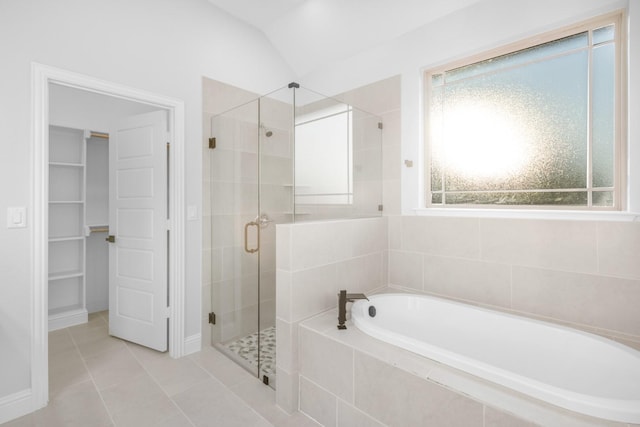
351,293,640,424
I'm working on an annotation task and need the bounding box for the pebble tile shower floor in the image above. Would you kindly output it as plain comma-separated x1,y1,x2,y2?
222,326,276,381
2,312,318,427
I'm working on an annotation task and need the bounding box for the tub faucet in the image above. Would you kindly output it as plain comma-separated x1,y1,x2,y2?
337,289,368,330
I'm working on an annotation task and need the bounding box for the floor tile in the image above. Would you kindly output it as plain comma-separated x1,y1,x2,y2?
189,346,255,387
143,354,211,396
173,379,271,427
84,345,145,390
100,372,167,415
33,380,113,427
3,325,323,427
109,396,182,427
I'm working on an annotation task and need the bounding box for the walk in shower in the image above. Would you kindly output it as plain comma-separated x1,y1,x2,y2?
205,81,383,388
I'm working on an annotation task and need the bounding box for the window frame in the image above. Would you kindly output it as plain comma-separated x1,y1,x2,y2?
423,12,627,211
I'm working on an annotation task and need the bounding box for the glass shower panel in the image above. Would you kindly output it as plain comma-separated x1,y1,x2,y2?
294,88,383,220
207,81,384,389
209,99,260,379
255,87,294,386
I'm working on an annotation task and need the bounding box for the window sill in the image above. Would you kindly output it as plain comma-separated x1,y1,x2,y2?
413,208,640,222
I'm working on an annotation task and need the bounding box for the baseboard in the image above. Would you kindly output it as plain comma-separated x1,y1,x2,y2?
184,333,201,355
48,308,88,331
0,389,34,424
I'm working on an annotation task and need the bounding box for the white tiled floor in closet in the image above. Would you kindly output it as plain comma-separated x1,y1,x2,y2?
3,312,318,427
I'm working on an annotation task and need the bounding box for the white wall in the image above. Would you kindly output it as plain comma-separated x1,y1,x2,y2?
0,0,293,413
299,0,636,214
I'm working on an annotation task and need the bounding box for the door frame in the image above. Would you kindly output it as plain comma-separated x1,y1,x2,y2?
30,63,186,409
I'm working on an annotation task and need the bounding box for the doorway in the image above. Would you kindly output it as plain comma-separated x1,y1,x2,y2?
31,63,186,409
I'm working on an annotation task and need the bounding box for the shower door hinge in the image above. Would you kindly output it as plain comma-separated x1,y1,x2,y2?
208,137,217,149
378,122,383,130
208,312,216,325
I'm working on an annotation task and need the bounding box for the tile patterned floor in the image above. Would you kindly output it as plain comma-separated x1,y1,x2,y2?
2,312,318,427
223,326,276,380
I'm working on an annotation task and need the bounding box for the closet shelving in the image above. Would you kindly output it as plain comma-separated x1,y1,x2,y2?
48,126,88,329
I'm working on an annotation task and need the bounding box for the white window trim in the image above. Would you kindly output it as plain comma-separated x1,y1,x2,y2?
420,11,632,216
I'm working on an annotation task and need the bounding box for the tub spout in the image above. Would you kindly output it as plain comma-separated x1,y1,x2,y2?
337,289,368,330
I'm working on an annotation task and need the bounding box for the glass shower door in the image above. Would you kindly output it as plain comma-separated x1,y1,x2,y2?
209,86,294,388
209,99,262,379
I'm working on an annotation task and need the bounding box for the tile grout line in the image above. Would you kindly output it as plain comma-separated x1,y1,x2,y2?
66,319,118,427
122,341,198,427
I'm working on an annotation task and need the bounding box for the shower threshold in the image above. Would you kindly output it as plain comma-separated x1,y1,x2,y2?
216,326,276,388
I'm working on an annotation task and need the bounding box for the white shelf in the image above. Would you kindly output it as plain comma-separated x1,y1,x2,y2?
48,125,87,331
49,236,84,243
50,162,84,168
49,270,84,281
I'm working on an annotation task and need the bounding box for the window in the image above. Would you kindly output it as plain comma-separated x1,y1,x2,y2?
426,15,623,209
295,104,353,204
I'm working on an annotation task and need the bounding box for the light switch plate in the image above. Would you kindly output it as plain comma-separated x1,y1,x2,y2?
7,206,27,228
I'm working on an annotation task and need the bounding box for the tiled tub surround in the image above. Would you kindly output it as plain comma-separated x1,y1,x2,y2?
275,217,388,413
299,309,640,427
388,215,640,347
350,293,640,424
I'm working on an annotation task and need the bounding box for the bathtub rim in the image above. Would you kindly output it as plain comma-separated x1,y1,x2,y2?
351,293,640,424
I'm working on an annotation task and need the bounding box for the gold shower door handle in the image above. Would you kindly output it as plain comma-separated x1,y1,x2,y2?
244,221,260,253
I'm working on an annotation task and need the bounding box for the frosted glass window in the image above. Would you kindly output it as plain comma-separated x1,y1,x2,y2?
427,18,620,209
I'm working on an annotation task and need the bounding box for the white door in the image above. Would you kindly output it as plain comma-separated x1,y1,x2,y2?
108,110,168,351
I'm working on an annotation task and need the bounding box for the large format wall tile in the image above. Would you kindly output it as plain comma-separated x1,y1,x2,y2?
353,351,483,427
300,377,337,427
423,255,511,308
597,221,640,280
402,216,480,259
512,266,640,336
291,264,338,322
388,250,423,291
480,218,598,274
299,328,354,403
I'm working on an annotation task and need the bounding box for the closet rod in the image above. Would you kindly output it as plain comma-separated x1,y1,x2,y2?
90,131,109,139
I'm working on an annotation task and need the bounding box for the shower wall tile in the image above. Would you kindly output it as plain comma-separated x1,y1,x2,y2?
209,148,235,182
480,218,598,274
291,264,339,323
382,140,401,180
382,179,401,215
299,377,337,427
597,221,640,280
276,367,298,414
352,217,387,257
276,225,291,270
402,216,480,259
423,255,511,309
210,248,222,283
388,250,423,291
276,218,389,415
290,221,359,271
512,266,640,336
387,215,402,250
201,248,212,286
276,319,297,372
275,269,292,323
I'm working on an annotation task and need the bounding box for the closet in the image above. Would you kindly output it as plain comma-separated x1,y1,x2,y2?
48,125,109,331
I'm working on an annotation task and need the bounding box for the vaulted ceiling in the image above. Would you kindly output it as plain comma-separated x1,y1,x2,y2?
206,0,482,76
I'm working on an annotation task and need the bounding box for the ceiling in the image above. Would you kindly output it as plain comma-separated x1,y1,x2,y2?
206,0,482,76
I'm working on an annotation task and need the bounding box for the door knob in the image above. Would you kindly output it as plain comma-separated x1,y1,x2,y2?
105,235,116,243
